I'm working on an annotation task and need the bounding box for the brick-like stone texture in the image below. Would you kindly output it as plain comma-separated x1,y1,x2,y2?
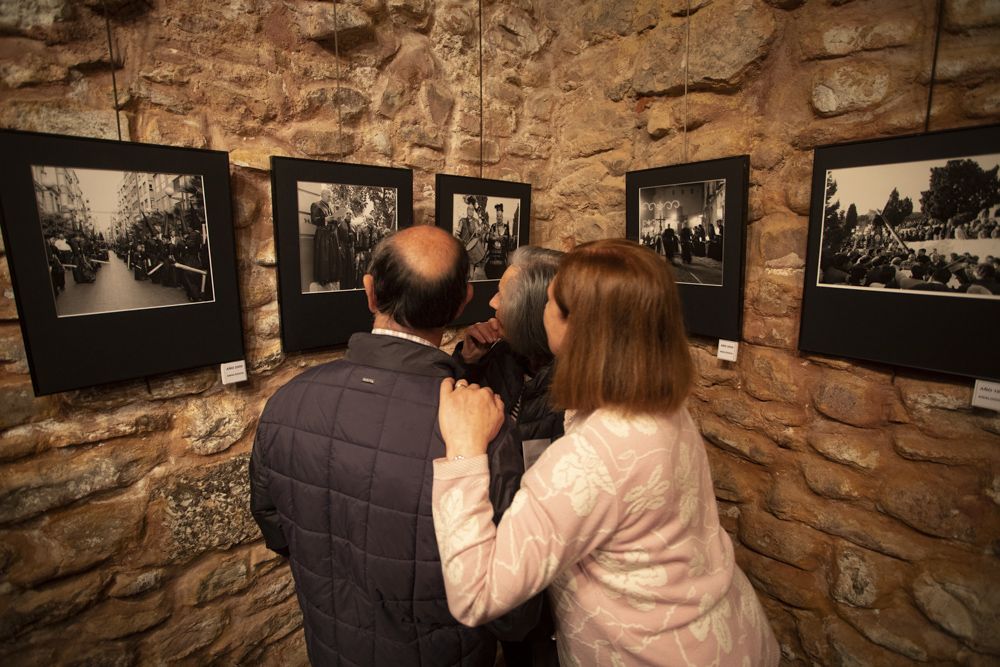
0,1,998,665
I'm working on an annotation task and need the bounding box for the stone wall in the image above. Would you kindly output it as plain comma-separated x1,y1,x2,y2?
1,1,998,664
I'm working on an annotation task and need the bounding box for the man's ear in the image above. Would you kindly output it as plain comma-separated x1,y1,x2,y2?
362,274,378,314
453,283,474,319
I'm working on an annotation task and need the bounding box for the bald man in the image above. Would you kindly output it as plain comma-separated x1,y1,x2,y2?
250,226,531,667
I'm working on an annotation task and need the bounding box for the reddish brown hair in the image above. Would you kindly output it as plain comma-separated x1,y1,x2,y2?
550,239,693,415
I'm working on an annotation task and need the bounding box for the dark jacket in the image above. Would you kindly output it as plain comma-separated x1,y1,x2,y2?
250,333,531,667
455,340,564,667
455,341,564,444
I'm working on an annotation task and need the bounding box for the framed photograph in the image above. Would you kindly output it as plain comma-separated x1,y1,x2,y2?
800,124,1000,381
271,157,413,352
0,129,244,395
435,174,530,325
626,156,749,340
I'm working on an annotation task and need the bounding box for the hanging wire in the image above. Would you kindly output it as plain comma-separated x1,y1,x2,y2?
333,0,344,153
478,0,485,178
682,0,691,163
924,0,945,133
101,0,123,141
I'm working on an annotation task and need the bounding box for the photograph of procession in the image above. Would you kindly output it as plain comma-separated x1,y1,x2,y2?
33,165,214,318
451,193,521,281
297,180,397,293
637,179,726,286
817,153,1000,299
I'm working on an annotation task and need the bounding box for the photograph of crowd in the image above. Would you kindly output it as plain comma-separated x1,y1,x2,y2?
818,154,1000,299
297,181,396,293
451,193,521,281
33,166,214,318
637,179,726,286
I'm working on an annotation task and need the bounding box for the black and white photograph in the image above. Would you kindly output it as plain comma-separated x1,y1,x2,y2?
435,174,531,325
0,129,244,395
626,157,749,341
297,180,397,293
637,179,726,286
800,124,1000,381
817,155,1000,299
271,157,414,352
34,166,214,318
451,193,521,281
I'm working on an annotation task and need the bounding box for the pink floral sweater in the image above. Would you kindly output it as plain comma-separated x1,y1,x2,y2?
432,408,779,666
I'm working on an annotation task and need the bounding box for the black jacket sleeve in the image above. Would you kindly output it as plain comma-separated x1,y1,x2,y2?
249,422,289,557
483,418,544,642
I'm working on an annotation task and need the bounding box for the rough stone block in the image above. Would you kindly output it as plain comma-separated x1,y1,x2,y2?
295,1,375,49
767,471,932,560
945,0,1000,30
176,552,250,607
5,494,145,586
633,0,776,94
800,17,918,59
800,457,870,500
935,31,1000,82
811,62,891,116
738,506,827,570
0,403,171,461
77,591,171,640
0,438,165,524
757,211,807,268
176,392,254,456
153,454,258,563
749,270,804,318
891,425,999,466
913,562,1000,654
742,344,810,403
807,422,884,470
741,310,799,349
811,370,888,428
739,547,827,609
700,414,778,465
838,596,964,662
0,569,109,642
140,607,228,662
877,471,986,544
831,543,908,608
704,446,770,503
108,569,165,598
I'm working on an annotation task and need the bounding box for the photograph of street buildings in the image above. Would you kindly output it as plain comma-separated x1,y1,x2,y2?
33,165,214,317
638,178,726,286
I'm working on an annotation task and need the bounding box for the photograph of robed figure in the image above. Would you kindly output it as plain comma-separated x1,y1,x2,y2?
297,180,397,293
452,193,521,281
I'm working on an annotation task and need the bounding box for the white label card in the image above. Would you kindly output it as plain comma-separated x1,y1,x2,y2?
717,339,739,362
972,379,1000,412
220,360,248,385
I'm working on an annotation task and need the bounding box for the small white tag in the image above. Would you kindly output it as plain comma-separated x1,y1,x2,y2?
220,360,248,385
717,339,739,362
972,379,1000,412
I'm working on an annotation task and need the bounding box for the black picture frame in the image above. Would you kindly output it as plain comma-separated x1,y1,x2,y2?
435,173,531,326
0,129,244,396
800,125,1000,381
625,156,749,341
271,156,413,352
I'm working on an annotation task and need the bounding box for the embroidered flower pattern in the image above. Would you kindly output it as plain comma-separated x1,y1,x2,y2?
591,549,668,611
689,595,733,654
623,464,670,516
434,487,477,585
550,437,615,516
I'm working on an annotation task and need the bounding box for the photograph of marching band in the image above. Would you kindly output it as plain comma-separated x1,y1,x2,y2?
817,154,1000,299
297,180,396,293
451,193,521,281
33,165,214,318
638,179,726,286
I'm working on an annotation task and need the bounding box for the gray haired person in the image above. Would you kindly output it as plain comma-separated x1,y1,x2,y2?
454,244,565,667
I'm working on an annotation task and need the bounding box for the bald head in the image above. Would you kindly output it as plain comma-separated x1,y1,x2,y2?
367,224,470,330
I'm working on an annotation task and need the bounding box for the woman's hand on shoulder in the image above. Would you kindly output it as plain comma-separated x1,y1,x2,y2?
438,378,505,458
